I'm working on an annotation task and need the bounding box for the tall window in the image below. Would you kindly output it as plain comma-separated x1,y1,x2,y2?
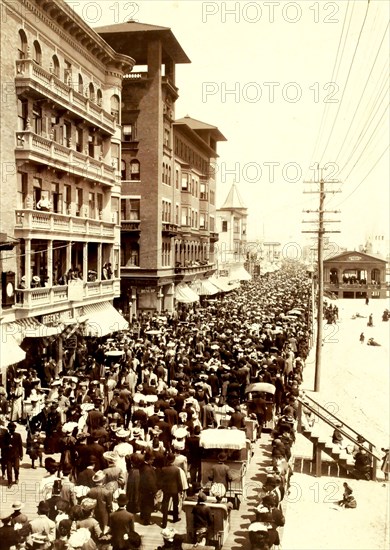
88,83,95,102
76,188,83,216
221,220,228,232
123,124,135,142
76,127,83,153
51,182,61,213
17,98,28,131
129,199,140,220
200,213,206,229
64,60,72,84
96,89,102,106
110,95,120,123
89,192,96,218
121,160,126,181
64,185,71,214
97,193,103,217
33,40,41,65
200,182,207,200
18,30,28,60
17,172,28,209
181,173,188,191
32,102,42,135
33,177,42,209
130,160,140,180
51,55,60,77
111,143,119,170
78,74,83,94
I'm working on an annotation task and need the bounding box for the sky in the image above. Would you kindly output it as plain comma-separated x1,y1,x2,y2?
68,0,389,254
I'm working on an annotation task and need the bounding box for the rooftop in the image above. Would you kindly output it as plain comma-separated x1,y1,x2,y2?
219,184,248,211
95,20,191,65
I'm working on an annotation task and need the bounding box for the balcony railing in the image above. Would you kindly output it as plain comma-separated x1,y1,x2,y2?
14,279,119,310
15,131,116,187
174,262,214,275
121,221,141,232
162,222,178,236
327,282,383,289
15,59,116,135
15,209,115,239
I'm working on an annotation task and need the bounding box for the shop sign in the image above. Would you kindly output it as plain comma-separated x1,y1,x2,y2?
41,310,72,325
140,288,155,294
348,256,362,261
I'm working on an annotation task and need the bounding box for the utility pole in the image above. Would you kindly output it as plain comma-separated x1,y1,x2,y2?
302,164,341,392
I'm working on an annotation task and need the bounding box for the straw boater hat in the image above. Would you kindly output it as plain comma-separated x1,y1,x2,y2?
116,428,130,439
92,470,105,484
81,498,97,511
103,451,118,464
12,501,23,511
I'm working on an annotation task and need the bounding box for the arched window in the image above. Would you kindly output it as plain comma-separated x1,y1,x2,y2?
130,160,140,181
96,89,102,106
78,74,83,94
18,30,28,60
121,160,126,181
110,94,120,123
51,55,60,77
88,83,95,102
33,40,41,65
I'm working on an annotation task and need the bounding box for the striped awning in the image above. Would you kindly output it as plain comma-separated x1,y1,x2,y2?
82,302,129,337
210,276,240,293
175,284,200,303
6,318,63,344
0,326,26,369
192,279,219,296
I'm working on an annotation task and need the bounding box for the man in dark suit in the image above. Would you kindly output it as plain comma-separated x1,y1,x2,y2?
109,493,135,550
138,451,157,525
159,453,183,528
2,422,23,488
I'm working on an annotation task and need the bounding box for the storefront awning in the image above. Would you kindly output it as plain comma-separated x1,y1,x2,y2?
82,302,129,337
0,327,26,369
197,278,220,296
229,265,252,281
175,284,200,303
6,318,63,345
210,276,240,293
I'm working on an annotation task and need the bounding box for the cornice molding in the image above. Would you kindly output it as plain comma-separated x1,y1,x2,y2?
5,0,134,75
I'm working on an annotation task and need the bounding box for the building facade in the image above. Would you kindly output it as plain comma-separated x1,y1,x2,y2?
97,23,226,314
215,184,251,284
324,251,387,299
0,0,134,378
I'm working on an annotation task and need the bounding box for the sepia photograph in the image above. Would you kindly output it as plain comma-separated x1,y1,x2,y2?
0,0,389,549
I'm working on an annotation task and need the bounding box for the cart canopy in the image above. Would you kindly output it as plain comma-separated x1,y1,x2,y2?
199,428,247,450
246,382,276,395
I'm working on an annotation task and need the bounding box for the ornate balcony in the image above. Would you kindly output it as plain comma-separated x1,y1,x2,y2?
174,263,215,276
15,210,115,240
15,131,115,187
15,59,116,135
121,221,141,233
162,222,178,237
14,279,119,311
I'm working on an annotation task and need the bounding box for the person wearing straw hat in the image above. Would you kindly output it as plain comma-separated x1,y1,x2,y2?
28,501,56,542
77,498,102,543
87,470,112,532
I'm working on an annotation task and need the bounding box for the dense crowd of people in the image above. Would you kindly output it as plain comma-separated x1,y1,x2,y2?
0,263,313,550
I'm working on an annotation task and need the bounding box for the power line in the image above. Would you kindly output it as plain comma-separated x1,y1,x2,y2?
334,20,389,166
318,0,371,166
334,145,389,207
308,0,352,171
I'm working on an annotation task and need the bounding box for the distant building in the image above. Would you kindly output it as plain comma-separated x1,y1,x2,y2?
215,184,251,283
324,251,387,299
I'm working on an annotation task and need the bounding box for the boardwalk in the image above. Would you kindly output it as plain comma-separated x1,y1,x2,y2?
0,427,278,549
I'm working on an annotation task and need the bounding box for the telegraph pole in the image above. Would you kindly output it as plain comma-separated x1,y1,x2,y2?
303,165,341,392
